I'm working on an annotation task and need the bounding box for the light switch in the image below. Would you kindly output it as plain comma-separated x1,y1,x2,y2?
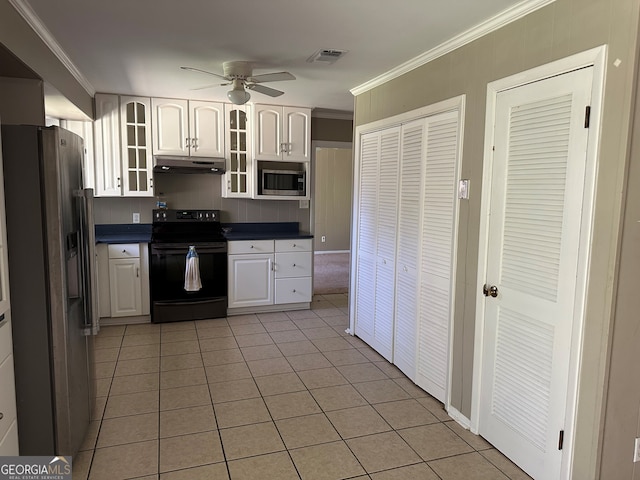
132,212,140,224
458,180,470,199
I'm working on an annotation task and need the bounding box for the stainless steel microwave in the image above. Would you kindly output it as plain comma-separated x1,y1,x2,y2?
260,169,306,196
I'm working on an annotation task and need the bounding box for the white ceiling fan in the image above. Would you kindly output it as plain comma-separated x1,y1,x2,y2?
181,61,296,105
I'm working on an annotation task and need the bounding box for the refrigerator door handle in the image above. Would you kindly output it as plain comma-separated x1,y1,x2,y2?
78,188,99,336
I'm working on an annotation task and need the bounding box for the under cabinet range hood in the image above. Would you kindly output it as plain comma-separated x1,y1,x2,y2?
153,155,226,174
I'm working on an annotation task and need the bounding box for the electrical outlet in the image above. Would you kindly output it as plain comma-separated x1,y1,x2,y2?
634,438,640,462
321,236,326,243
132,212,140,224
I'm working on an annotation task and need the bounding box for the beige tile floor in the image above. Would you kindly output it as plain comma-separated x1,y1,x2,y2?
74,294,531,480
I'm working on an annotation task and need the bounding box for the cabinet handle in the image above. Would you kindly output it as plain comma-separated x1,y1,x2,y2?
292,289,296,293
292,264,296,267
117,177,121,188
292,243,296,248
0,412,3,420
280,142,287,153
150,177,154,188
404,266,408,272
136,267,139,278
122,249,127,254
192,137,197,150
185,137,190,149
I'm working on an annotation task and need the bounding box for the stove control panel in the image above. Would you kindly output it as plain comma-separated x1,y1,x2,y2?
153,209,220,222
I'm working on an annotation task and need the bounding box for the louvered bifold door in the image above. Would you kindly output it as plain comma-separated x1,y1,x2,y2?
394,119,426,378
372,127,401,360
479,67,593,480
354,132,380,348
416,110,462,403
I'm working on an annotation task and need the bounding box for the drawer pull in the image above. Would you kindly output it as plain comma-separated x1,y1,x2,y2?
292,289,296,293
292,264,296,267
250,245,254,249
292,244,296,248
122,249,127,254
0,413,3,420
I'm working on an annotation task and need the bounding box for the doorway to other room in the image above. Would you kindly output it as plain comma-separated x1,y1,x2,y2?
312,143,352,295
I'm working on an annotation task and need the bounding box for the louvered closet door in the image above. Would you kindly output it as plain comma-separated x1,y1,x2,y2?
373,128,401,360
479,67,593,480
394,119,426,378
354,132,379,347
416,110,461,402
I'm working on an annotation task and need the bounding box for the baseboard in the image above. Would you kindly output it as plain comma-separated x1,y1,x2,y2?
227,303,311,316
314,250,350,255
446,406,472,430
99,315,151,326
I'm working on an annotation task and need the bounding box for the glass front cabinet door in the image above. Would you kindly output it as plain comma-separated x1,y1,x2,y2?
120,96,153,197
222,104,252,198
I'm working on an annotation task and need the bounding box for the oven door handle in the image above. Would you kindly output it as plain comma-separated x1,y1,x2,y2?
151,245,226,255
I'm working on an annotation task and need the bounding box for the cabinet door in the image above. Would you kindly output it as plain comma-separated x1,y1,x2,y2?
109,258,142,317
121,97,153,197
63,120,95,190
94,94,122,196
254,105,282,160
228,254,273,307
223,104,252,198
189,101,224,158
152,98,189,156
283,107,311,162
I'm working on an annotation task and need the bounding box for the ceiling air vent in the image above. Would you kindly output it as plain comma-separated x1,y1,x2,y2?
307,49,347,64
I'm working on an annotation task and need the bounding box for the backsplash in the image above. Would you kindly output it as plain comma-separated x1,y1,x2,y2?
94,174,310,231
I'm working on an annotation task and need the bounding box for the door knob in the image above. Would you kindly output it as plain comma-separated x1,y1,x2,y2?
483,284,498,298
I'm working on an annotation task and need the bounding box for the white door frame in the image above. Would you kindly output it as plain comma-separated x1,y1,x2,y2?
471,45,607,479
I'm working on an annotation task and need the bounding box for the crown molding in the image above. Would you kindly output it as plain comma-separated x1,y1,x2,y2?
350,0,555,96
8,0,96,96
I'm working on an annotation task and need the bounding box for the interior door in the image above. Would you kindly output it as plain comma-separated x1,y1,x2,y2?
478,67,593,479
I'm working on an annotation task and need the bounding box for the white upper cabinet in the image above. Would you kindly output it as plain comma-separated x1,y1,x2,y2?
222,104,252,198
94,93,122,196
254,105,311,162
189,101,224,158
151,98,189,156
94,94,154,197
120,96,153,196
152,99,224,158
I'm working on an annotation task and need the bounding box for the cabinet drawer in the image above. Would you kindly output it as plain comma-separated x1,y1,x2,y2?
275,277,312,304
275,238,312,253
0,312,12,363
228,240,274,255
275,252,312,278
0,354,17,445
108,243,140,259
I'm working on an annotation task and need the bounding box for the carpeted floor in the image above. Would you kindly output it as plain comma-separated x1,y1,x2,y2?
313,252,350,295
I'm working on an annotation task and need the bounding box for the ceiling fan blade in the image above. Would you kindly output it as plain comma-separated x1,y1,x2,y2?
248,72,296,83
247,83,285,97
180,66,229,80
189,82,230,91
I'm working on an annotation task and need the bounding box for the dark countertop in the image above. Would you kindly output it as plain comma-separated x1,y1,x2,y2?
222,222,313,241
95,224,152,244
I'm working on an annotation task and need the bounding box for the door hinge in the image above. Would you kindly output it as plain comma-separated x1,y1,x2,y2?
584,106,591,128
558,430,564,450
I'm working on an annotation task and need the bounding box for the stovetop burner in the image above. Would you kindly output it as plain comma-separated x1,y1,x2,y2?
151,209,226,243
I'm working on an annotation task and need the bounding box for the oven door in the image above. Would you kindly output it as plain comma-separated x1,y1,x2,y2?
150,242,227,322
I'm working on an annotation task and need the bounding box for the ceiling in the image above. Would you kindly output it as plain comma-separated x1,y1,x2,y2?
21,0,526,115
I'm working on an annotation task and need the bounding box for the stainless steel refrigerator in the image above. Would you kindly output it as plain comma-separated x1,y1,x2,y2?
1,125,98,456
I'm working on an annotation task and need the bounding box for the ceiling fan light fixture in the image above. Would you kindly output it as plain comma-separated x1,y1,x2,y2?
227,79,250,105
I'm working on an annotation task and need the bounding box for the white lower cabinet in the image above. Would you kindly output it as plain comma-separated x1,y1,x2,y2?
97,243,150,320
228,238,312,313
228,254,274,308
